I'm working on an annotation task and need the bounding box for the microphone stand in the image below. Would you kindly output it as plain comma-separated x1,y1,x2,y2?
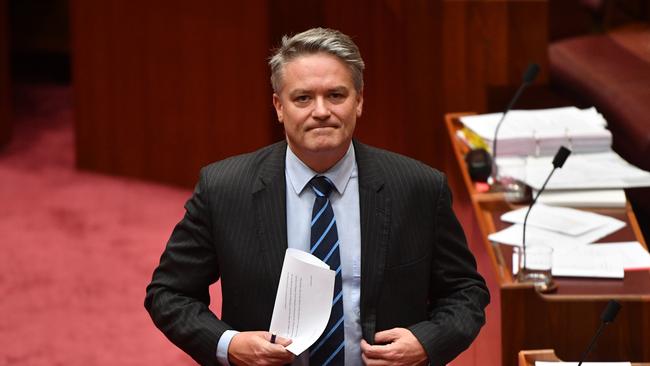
490,63,540,188
576,300,621,366
520,146,571,283
491,82,529,185
521,168,558,270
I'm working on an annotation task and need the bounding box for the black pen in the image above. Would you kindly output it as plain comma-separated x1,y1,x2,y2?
270,333,277,344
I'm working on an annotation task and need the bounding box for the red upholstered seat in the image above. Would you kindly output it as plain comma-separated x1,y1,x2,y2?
549,23,650,240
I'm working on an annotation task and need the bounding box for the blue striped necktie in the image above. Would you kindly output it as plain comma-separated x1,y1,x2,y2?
308,176,345,365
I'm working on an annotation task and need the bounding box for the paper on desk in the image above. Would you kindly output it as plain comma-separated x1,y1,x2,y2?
269,248,335,355
536,362,631,366
500,203,624,236
514,242,650,279
552,245,625,279
536,189,626,208
561,242,650,271
459,107,612,156
510,247,624,279
489,224,584,249
498,151,650,191
488,216,624,248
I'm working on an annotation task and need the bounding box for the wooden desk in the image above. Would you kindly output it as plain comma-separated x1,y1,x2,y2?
518,349,650,366
444,113,650,366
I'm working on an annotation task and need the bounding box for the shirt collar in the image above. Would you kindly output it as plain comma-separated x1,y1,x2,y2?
286,143,356,196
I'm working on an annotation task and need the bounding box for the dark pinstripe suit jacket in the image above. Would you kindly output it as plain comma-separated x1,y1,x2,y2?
145,140,489,366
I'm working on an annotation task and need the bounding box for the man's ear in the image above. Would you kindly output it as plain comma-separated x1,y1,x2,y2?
356,88,364,118
272,93,283,123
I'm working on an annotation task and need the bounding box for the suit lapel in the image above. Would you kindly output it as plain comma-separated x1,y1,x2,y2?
250,140,391,342
252,142,288,283
354,141,391,344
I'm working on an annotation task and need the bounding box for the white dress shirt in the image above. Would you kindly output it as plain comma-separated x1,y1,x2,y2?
216,143,362,365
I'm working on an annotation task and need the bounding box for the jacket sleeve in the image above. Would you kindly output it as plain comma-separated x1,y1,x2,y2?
408,175,490,366
145,168,230,366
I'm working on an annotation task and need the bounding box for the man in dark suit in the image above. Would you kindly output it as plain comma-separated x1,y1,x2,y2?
145,28,489,366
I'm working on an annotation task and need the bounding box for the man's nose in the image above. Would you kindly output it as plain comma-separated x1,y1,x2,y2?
311,97,331,120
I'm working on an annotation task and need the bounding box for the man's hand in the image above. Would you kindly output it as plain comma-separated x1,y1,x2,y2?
360,327,428,366
228,331,295,366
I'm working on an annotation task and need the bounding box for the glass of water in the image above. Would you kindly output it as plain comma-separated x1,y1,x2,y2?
513,244,553,291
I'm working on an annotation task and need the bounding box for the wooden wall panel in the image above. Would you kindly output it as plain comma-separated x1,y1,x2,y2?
323,0,445,169
269,0,445,168
71,0,548,187
440,0,549,176
502,286,650,366
71,0,272,187
441,0,548,114
0,0,10,149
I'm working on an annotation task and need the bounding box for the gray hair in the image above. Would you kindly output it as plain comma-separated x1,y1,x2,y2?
269,28,365,93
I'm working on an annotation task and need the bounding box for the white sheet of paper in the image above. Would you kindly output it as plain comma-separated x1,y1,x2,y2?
500,203,624,236
513,242,650,279
269,248,335,355
536,362,631,366
498,151,650,191
535,189,626,208
489,223,611,249
558,242,650,271
552,245,625,279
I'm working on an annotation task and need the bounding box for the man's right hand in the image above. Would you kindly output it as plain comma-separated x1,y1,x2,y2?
228,331,295,366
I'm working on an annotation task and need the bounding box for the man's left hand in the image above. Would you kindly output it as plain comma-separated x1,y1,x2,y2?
360,327,428,366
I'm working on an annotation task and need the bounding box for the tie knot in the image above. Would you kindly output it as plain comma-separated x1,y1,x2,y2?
309,176,334,198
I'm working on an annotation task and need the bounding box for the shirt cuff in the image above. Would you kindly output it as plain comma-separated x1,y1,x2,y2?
216,329,239,365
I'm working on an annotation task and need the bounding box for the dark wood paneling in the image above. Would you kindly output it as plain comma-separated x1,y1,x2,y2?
502,284,650,366
71,0,548,187
71,0,272,187
440,0,549,182
322,0,445,169
268,0,445,169
441,0,549,114
0,0,10,148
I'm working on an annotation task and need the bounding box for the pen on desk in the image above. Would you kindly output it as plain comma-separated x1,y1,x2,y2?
270,333,277,344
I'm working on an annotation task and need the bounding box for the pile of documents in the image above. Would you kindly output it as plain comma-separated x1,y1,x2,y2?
459,106,650,207
497,151,650,191
459,107,612,156
489,204,650,279
270,249,335,355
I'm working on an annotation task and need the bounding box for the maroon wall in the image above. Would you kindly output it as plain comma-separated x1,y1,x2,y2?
0,0,10,148
70,0,548,188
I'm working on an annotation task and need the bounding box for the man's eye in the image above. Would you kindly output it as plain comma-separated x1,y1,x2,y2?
295,95,311,103
330,93,345,101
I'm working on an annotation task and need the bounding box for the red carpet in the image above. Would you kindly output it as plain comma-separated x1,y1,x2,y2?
0,84,498,365
0,84,211,365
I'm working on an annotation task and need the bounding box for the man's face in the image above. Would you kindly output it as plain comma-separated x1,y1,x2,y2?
273,53,363,170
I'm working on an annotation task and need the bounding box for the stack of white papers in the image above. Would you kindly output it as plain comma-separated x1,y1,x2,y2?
460,107,612,156
269,249,335,355
552,242,650,279
489,205,650,279
534,189,627,208
460,106,650,194
498,151,650,191
489,204,626,248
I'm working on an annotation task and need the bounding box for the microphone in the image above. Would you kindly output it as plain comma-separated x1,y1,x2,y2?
489,63,540,184
577,300,622,366
521,146,571,270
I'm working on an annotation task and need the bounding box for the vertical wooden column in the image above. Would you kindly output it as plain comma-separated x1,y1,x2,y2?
440,0,549,185
71,0,273,187
441,0,549,114
0,0,10,149
270,0,445,169
71,0,549,188
324,0,446,169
